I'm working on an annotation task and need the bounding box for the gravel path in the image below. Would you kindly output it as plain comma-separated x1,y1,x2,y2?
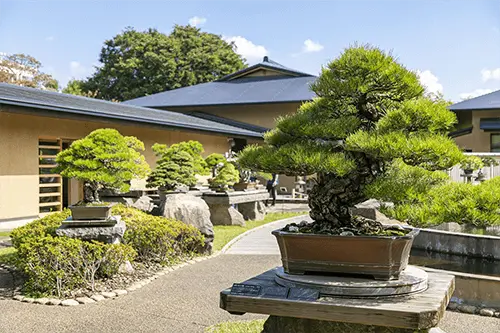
0,218,498,333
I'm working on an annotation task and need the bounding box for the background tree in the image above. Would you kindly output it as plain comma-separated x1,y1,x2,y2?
55,129,150,203
239,45,464,235
79,25,246,101
0,53,58,90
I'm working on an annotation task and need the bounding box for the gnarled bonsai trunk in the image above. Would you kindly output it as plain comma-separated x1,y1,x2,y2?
308,154,381,232
83,182,100,203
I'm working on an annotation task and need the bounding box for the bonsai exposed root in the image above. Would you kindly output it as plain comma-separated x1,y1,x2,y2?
283,217,407,236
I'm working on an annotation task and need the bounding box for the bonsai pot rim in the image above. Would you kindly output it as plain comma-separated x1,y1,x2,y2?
271,227,420,239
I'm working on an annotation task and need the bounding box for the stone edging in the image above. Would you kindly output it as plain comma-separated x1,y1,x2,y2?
2,253,220,306
219,214,310,254
447,302,500,318
3,214,309,307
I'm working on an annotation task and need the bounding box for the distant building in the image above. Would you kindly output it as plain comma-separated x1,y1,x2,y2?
449,90,500,152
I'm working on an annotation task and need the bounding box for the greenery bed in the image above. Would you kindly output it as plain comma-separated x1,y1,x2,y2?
205,320,264,333
5,205,204,298
213,212,308,251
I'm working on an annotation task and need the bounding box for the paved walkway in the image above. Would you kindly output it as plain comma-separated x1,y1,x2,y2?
0,217,498,333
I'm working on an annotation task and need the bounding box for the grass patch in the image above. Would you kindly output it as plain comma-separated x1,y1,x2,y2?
0,247,16,265
205,320,264,333
212,211,307,251
0,231,11,237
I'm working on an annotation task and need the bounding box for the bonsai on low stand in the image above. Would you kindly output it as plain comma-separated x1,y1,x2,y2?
239,45,464,280
55,128,150,223
208,162,240,193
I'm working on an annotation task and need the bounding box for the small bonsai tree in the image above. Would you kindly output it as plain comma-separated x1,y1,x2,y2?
205,153,227,177
152,140,209,175
147,150,197,191
238,45,464,235
208,162,240,191
55,128,150,203
460,156,484,173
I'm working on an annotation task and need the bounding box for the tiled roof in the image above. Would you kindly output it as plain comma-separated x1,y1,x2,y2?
0,83,263,138
185,111,270,133
125,75,317,108
449,89,500,111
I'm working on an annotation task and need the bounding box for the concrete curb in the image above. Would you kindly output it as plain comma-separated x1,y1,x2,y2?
220,214,310,254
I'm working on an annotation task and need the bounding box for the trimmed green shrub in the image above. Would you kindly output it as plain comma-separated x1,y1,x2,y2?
10,209,70,248
385,177,500,227
152,140,209,176
147,151,198,190
112,205,205,264
208,162,240,190
14,235,135,297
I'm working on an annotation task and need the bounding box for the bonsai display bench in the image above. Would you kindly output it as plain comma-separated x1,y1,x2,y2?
220,266,454,333
202,190,269,226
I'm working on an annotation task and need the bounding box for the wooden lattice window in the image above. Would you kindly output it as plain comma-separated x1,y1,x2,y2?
38,137,62,215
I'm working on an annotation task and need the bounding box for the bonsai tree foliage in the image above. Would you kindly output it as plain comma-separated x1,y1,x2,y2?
459,155,484,172
147,150,197,191
208,162,240,190
152,140,210,176
238,45,464,235
205,153,227,177
55,129,150,203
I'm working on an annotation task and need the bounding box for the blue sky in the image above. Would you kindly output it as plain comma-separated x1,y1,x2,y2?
0,0,499,101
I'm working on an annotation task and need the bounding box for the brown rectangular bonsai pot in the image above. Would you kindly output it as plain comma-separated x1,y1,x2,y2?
69,204,113,221
272,228,419,280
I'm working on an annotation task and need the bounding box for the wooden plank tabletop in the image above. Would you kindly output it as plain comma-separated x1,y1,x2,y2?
220,267,454,330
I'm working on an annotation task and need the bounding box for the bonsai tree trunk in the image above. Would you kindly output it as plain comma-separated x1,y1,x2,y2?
308,155,382,233
83,182,100,203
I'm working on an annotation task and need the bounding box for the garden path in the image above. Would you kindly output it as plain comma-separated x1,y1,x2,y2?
0,218,498,333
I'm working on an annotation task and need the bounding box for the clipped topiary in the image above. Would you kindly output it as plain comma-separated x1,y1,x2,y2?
54,128,150,203
238,45,464,235
152,140,210,176
147,150,197,191
208,162,240,191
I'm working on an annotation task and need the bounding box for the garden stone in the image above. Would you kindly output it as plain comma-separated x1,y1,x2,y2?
495,312,500,318
13,295,24,301
238,201,266,221
76,297,95,304
160,193,214,253
101,291,116,298
90,294,105,302
457,304,477,314
56,217,126,244
22,297,34,303
209,204,245,226
119,260,135,274
34,298,49,305
47,298,61,306
479,308,495,317
113,289,127,296
61,299,79,306
124,195,155,213
447,302,458,310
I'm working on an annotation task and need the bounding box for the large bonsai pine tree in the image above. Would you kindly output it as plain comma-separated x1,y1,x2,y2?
239,45,464,235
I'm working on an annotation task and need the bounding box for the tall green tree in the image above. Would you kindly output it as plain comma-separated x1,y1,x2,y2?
80,25,246,101
0,53,58,90
239,45,464,235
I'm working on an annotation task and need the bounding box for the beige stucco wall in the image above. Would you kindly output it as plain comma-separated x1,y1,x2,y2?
168,102,303,129
453,109,500,152
0,108,232,221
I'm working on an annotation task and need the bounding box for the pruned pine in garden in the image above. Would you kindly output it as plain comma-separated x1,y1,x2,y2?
238,45,464,235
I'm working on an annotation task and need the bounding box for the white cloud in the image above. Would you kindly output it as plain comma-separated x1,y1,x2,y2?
69,61,88,78
481,68,500,81
417,70,443,95
459,88,493,100
223,36,268,62
45,36,55,42
302,39,324,53
188,16,207,27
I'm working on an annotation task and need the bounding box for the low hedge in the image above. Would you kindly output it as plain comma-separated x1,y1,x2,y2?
10,205,204,296
112,204,205,264
384,177,500,227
